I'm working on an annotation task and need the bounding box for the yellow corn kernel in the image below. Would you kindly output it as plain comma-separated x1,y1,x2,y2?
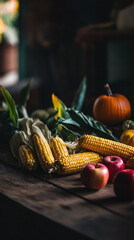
33,134,55,172
51,136,68,160
18,144,38,171
56,152,102,175
78,134,134,161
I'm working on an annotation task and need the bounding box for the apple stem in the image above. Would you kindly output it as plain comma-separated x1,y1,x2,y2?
95,163,100,168
104,84,113,97
111,157,117,161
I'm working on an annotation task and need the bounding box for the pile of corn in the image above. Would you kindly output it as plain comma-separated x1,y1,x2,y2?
17,133,134,175
18,134,102,174
10,119,134,175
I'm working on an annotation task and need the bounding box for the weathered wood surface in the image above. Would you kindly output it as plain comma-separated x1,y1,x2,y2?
0,150,134,240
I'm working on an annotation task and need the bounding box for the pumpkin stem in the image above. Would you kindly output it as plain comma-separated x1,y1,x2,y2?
104,84,113,97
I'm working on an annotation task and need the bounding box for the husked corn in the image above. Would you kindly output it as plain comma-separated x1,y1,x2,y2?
33,134,55,172
18,144,38,171
51,136,68,160
56,152,102,175
78,134,134,161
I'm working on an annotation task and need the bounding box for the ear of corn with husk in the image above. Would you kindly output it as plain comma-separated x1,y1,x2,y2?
33,133,55,172
11,118,125,175
10,118,81,173
10,118,54,171
10,129,38,171
78,134,134,161
18,144,38,171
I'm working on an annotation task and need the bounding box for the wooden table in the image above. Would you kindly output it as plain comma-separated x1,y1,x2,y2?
0,147,134,240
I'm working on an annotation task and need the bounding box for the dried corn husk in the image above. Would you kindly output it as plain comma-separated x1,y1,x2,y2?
10,118,51,157
31,119,53,144
10,130,32,167
10,117,79,169
64,140,78,154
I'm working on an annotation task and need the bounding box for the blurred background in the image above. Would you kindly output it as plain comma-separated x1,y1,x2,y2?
0,0,134,114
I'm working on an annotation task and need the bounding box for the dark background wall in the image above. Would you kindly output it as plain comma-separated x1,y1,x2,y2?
19,0,133,114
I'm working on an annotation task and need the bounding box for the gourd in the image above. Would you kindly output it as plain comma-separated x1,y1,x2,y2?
122,120,134,131
93,84,131,126
31,108,56,122
120,129,134,147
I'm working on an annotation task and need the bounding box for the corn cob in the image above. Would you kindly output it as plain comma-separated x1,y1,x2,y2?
51,136,68,160
126,157,134,169
56,152,102,175
78,134,134,161
33,134,55,172
18,144,38,171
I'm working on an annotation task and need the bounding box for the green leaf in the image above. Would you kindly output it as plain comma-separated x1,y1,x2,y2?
0,86,19,128
67,108,118,141
67,108,90,128
56,123,78,141
58,118,80,128
57,117,82,135
72,76,87,111
87,119,119,141
18,79,33,106
52,93,70,119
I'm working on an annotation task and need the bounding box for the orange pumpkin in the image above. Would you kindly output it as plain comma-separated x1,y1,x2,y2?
93,84,131,126
120,129,134,147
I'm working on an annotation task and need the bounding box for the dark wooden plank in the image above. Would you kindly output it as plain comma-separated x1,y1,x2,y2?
1,150,134,223
0,154,134,239
0,193,90,240
45,173,134,222
0,161,92,240
1,149,134,224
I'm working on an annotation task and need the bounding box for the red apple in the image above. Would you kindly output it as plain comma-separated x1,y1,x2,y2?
80,163,109,190
113,169,134,199
103,156,125,182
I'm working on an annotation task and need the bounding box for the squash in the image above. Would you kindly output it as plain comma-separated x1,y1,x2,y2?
122,120,134,131
93,84,131,126
120,129,134,147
